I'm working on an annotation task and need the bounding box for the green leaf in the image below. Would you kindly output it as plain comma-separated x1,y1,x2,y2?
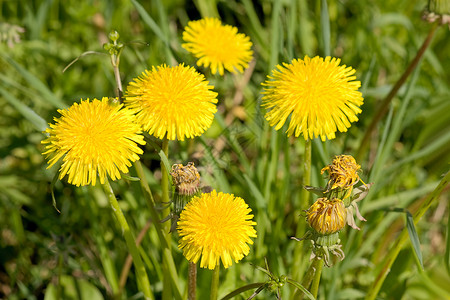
122,174,141,181
131,0,170,46
244,174,267,209
286,278,315,300
304,185,325,197
445,205,450,275
405,211,423,270
44,275,103,300
0,87,48,132
51,171,61,213
219,283,266,300
1,54,66,109
320,0,330,56
158,149,172,184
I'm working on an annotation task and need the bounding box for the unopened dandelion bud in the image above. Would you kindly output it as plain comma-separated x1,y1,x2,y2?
307,198,346,235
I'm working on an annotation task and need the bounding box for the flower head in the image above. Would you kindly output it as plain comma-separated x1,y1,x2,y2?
321,155,362,192
177,190,257,269
307,198,346,235
261,56,363,141
182,17,253,76
42,98,145,186
125,64,218,141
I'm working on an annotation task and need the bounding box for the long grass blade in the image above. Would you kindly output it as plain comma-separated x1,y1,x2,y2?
0,88,48,132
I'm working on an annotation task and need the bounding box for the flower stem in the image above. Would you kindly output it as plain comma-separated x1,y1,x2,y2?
133,161,183,300
291,139,312,291
357,23,439,162
302,139,312,206
309,259,324,298
365,170,450,300
101,179,154,300
161,136,172,300
210,265,220,300
188,262,197,300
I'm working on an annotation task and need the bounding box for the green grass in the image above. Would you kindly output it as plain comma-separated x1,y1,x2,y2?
1,0,449,299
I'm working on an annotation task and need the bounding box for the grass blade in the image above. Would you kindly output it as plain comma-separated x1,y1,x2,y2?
1,87,48,132
405,210,423,270
1,54,66,109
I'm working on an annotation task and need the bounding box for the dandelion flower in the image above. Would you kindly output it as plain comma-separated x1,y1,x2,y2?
42,98,145,186
307,198,346,235
182,17,253,76
177,190,257,269
125,64,218,141
262,56,363,141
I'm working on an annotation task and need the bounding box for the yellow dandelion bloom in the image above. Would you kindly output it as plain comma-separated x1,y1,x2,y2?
307,198,346,234
182,17,253,76
125,64,218,141
321,154,362,191
41,98,145,187
262,56,363,141
177,190,257,269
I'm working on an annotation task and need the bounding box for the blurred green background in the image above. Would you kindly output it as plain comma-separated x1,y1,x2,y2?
1,0,449,299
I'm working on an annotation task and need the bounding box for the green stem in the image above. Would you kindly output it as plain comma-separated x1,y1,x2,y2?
309,259,324,298
210,265,220,300
291,139,312,292
188,262,197,300
365,170,450,300
133,161,184,300
56,253,63,300
101,179,154,300
302,139,312,206
161,136,172,300
357,23,439,162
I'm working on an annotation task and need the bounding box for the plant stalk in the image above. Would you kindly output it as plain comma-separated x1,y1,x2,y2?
133,161,183,300
101,179,154,300
309,259,324,298
188,262,197,300
290,139,312,299
210,265,220,300
161,136,172,300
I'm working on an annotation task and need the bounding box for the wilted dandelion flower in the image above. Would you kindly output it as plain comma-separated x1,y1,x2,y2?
42,98,145,186
307,198,346,235
262,56,363,141
321,154,362,192
182,17,253,76
125,64,218,141
171,162,201,196
177,190,257,269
